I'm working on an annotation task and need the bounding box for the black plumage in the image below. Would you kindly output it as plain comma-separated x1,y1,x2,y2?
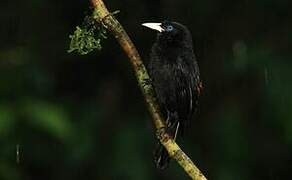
142,21,202,169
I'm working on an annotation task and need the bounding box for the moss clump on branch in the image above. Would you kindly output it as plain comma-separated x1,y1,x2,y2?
68,16,107,55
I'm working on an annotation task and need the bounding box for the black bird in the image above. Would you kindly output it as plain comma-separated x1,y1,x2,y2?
142,21,202,169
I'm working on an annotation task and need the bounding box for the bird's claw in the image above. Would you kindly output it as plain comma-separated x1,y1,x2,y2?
156,127,166,139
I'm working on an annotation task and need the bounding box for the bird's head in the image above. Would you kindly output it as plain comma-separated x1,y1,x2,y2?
142,20,192,48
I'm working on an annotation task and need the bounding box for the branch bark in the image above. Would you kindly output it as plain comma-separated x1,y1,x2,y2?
91,0,207,179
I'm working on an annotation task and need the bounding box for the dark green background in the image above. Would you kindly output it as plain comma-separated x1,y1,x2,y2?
1,0,291,179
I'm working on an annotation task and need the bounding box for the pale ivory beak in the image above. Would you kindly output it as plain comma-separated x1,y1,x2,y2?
142,23,164,32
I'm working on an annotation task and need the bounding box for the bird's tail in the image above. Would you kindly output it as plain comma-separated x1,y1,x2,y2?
154,122,180,169
154,143,170,169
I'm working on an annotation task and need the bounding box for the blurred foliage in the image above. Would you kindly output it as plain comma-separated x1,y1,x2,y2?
0,0,292,180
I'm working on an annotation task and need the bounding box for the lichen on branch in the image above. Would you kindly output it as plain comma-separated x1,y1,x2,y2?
68,16,107,55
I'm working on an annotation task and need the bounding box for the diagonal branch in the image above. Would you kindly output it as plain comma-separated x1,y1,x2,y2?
90,0,207,179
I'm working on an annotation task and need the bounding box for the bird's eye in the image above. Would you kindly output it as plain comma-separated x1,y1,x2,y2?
166,25,174,31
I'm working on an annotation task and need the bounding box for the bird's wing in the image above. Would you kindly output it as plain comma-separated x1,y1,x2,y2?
175,55,200,130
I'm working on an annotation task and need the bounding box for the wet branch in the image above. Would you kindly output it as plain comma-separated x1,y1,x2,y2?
90,0,207,179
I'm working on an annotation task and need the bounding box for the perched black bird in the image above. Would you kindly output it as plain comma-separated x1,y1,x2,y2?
142,21,202,169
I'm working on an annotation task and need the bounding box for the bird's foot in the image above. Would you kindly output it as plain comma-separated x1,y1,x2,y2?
156,126,175,142
156,127,169,142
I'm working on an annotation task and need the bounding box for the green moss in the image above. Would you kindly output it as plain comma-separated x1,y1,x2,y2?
68,15,107,55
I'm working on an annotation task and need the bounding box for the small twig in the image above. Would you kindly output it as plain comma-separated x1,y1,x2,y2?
90,0,207,179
